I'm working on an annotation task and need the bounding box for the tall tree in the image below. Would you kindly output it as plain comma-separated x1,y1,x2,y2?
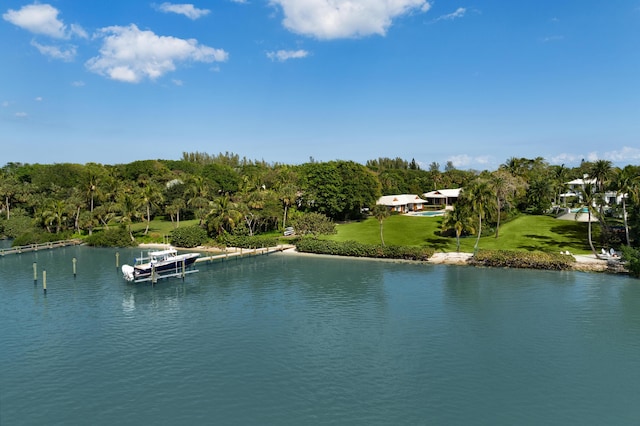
207,195,243,236
140,183,164,235
462,179,495,253
186,176,210,226
116,193,142,241
441,204,475,252
612,166,640,246
371,204,390,246
576,185,601,258
490,169,526,238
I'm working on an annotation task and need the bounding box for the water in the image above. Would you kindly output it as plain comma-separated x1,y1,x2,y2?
2,247,640,425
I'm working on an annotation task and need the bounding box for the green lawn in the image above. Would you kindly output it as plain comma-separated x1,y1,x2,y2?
328,214,598,254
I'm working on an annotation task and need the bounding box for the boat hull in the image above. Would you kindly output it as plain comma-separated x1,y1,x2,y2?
122,252,200,282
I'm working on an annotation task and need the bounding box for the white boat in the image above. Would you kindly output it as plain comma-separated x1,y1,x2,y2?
121,247,200,282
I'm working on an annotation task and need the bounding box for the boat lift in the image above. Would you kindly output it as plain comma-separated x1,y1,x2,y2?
130,259,199,284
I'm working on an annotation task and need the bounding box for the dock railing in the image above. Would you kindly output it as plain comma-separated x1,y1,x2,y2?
0,239,82,256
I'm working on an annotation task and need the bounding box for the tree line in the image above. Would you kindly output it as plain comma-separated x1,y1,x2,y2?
0,153,639,253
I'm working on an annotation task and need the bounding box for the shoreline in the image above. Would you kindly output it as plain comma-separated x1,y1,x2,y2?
139,243,618,274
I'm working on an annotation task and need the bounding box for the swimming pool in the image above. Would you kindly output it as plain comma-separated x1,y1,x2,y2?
412,211,445,217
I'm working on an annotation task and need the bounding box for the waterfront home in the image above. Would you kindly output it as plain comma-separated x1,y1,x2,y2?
376,194,427,213
560,177,624,206
423,188,461,207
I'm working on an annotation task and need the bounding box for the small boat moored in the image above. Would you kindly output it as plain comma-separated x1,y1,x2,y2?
122,247,200,283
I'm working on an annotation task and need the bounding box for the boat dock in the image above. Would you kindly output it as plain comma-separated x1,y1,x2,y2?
195,245,294,264
0,239,82,256
128,244,294,284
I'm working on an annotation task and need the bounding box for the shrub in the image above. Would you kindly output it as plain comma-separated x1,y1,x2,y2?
469,249,575,270
85,228,137,247
295,238,434,261
620,246,640,278
170,225,208,248
2,215,33,239
13,230,72,246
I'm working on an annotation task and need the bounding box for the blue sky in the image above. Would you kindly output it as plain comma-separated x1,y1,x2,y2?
1,1,639,169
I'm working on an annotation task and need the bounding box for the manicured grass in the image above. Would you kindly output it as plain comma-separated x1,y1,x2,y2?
328,214,598,254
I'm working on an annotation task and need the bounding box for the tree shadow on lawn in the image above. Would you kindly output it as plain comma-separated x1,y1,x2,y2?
520,234,567,252
423,231,454,251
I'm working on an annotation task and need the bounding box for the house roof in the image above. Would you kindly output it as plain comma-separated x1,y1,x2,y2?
377,194,427,206
566,178,596,185
423,188,461,198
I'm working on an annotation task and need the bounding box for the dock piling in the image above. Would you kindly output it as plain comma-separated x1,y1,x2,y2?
43,270,47,294
72,257,77,277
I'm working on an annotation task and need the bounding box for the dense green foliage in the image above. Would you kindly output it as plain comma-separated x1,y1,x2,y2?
620,246,640,278
296,238,434,261
290,211,337,236
469,249,576,270
170,225,208,248
1,153,638,258
85,228,138,247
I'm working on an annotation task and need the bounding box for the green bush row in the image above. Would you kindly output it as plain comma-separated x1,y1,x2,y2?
222,234,280,249
85,228,137,247
12,230,73,246
295,238,434,261
620,246,640,278
469,249,576,270
170,225,208,248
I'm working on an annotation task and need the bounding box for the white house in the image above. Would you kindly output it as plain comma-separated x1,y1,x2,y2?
560,176,623,206
423,188,461,207
376,194,427,213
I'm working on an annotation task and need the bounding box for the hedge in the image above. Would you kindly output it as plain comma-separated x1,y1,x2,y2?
170,225,208,248
469,249,576,270
295,239,434,261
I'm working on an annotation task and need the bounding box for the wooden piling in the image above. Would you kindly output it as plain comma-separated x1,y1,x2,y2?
72,257,77,277
115,252,120,269
43,270,47,294
33,262,37,282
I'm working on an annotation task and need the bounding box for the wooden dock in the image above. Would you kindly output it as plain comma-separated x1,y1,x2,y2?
0,239,82,256
195,245,294,264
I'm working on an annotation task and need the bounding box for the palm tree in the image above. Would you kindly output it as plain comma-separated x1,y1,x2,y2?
463,179,495,253
576,185,601,258
612,166,640,246
490,169,525,239
187,176,210,226
207,195,243,236
441,205,475,252
371,204,390,246
116,193,142,241
140,183,164,235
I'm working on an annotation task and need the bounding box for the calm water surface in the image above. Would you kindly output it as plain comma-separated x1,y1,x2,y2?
1,246,640,425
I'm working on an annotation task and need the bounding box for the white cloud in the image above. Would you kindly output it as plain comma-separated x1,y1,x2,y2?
3,3,86,39
549,147,640,166
434,7,466,22
71,81,86,87
549,153,582,165
447,154,494,168
35,97,43,102
2,101,9,107
15,112,28,118
603,146,640,162
31,40,77,61
85,24,228,83
172,79,184,86
230,0,248,3
155,3,211,20
269,0,432,39
266,49,309,61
